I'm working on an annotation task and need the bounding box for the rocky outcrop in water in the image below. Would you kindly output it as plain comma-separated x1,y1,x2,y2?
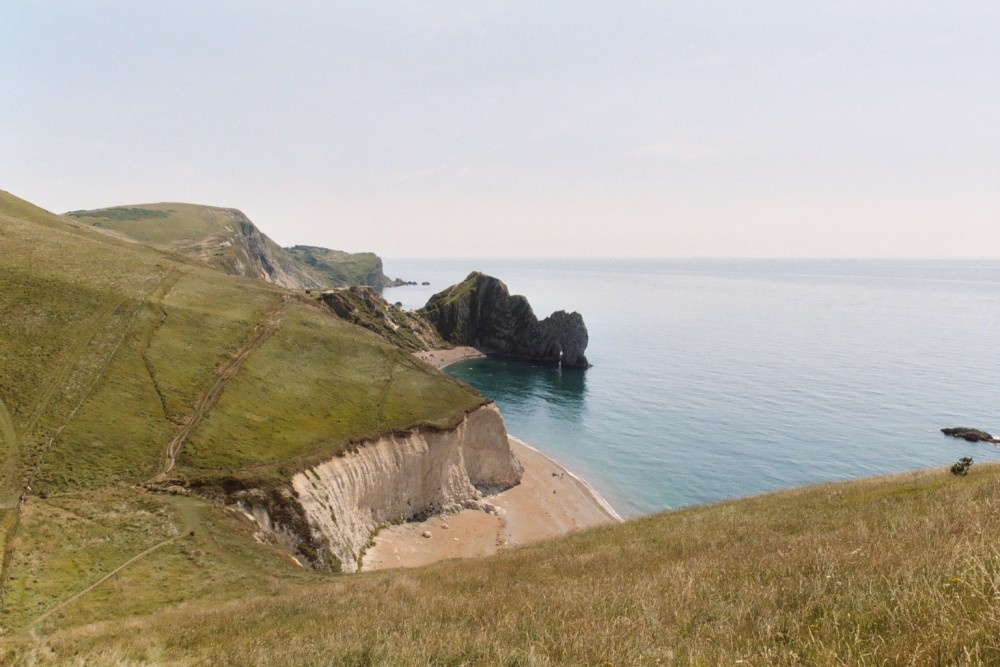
419,272,590,368
941,427,999,443
385,278,418,287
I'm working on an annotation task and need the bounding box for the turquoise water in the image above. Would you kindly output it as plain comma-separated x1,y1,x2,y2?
384,258,1000,518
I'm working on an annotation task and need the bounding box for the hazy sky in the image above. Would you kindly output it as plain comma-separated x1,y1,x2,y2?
2,1,998,257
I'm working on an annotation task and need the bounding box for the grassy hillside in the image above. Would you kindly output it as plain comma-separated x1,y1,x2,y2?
0,194,482,490
3,462,998,664
67,204,392,290
0,189,484,617
286,245,388,288
67,203,227,247
66,203,324,289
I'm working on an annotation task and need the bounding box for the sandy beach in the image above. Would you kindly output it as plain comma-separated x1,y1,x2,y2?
364,347,621,572
414,346,486,369
361,436,621,571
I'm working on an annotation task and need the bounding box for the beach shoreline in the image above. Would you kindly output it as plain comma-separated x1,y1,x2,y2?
364,348,620,572
507,435,623,523
361,435,621,572
414,346,485,370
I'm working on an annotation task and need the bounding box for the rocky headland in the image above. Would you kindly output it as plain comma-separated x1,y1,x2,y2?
285,245,393,289
68,203,399,290
419,272,591,368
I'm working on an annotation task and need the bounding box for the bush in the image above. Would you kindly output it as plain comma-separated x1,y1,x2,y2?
951,457,974,476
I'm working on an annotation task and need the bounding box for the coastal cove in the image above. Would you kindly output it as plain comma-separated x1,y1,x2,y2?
387,258,1000,517
361,348,621,572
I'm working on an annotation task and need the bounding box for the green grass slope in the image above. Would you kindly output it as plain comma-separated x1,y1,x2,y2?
286,245,388,288
67,203,325,289
67,203,228,247
3,463,999,665
0,190,484,630
0,194,482,493
68,204,393,290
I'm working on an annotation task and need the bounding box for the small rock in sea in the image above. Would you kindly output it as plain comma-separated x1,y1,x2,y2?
941,427,998,443
421,531,432,539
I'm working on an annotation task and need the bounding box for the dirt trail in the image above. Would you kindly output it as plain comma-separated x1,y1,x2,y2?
24,295,129,435
151,297,289,480
139,270,188,423
29,534,181,635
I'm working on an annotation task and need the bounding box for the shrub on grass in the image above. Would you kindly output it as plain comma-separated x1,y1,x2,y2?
951,457,973,476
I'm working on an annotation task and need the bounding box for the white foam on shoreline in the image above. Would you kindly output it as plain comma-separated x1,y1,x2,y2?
508,435,624,523
438,352,486,370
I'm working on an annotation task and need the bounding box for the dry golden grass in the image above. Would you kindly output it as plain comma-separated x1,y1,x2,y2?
5,463,999,665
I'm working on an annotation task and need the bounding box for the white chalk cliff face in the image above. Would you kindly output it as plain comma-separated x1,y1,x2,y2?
290,403,522,572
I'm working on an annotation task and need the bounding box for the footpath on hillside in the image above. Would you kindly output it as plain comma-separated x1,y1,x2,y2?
149,296,289,481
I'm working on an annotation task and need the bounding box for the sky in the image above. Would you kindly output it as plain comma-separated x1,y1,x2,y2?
2,1,998,258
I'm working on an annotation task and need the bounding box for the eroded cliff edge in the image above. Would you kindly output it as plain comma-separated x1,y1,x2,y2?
420,272,591,368
235,403,522,572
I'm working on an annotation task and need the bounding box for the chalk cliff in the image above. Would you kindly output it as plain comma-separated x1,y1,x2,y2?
420,272,591,368
236,403,522,572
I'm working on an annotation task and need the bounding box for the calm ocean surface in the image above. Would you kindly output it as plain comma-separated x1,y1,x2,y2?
384,258,1000,518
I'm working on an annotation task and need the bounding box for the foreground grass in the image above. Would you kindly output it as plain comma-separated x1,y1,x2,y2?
1,487,313,636
3,463,999,665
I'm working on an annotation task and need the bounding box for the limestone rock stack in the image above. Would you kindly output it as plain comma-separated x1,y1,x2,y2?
419,272,591,368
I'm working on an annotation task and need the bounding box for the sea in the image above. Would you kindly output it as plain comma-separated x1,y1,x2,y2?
383,258,1000,518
